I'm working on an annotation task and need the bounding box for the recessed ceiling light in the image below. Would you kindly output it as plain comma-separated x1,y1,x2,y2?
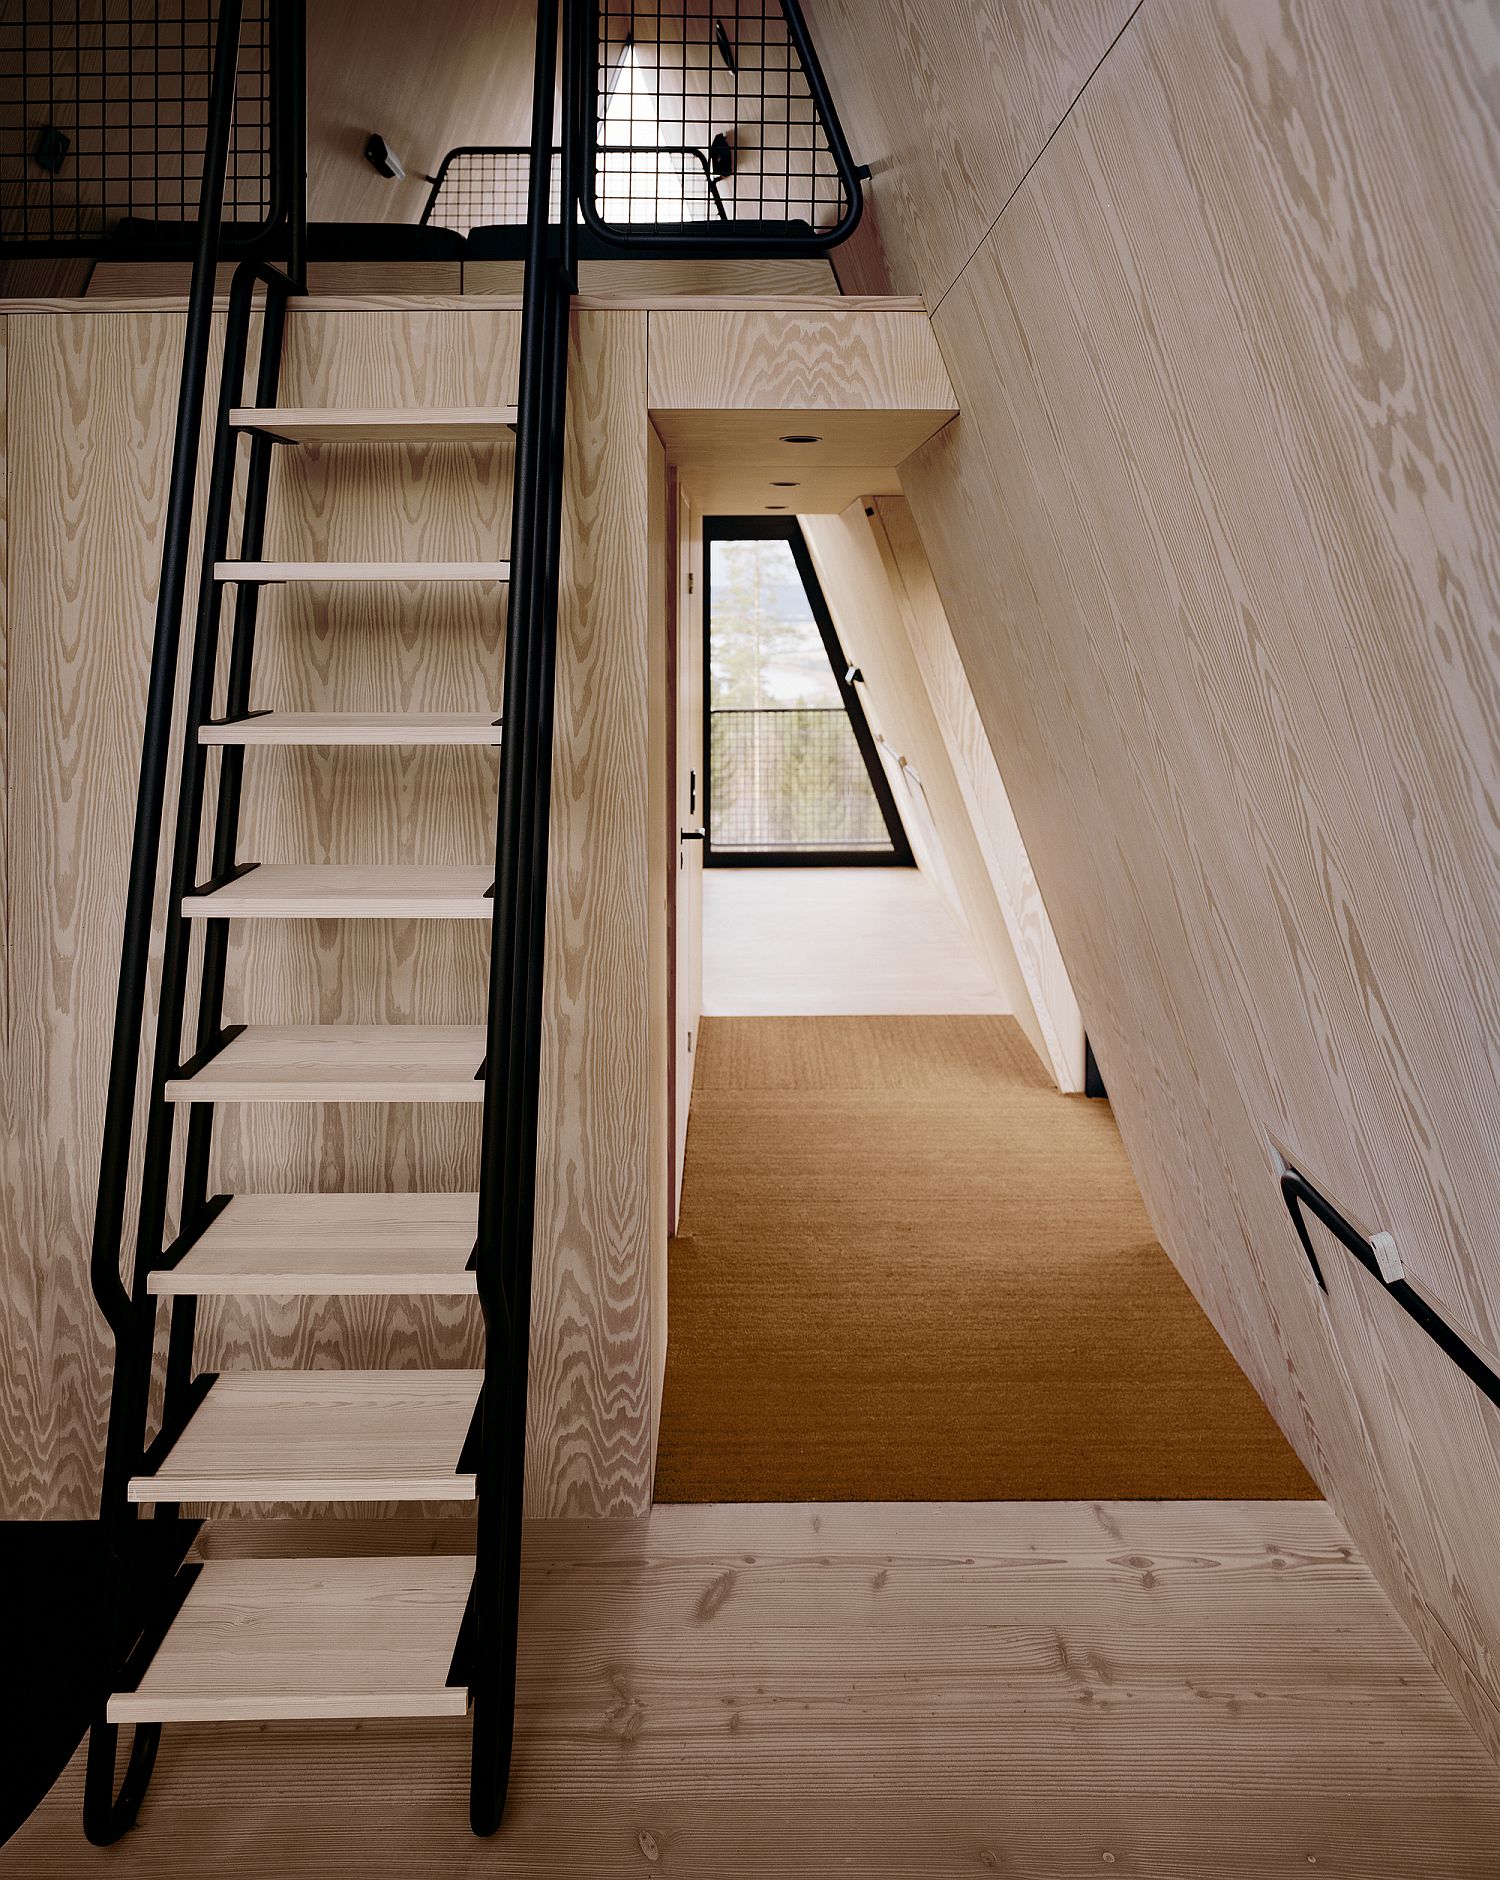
779,434,822,444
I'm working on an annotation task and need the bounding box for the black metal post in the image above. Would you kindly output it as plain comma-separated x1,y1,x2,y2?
84,0,247,1843
470,0,571,1836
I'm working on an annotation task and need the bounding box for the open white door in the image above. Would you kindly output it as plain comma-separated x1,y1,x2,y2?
669,486,705,1229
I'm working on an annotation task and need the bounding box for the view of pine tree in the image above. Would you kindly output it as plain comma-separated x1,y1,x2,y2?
709,541,844,709
706,532,898,857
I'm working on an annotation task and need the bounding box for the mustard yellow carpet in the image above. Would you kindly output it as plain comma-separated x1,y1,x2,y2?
654,1015,1316,1502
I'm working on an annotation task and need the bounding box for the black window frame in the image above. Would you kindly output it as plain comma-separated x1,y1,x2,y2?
702,516,915,869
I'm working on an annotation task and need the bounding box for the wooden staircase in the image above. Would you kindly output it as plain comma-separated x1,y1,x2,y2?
97,401,509,1737
84,122,572,1835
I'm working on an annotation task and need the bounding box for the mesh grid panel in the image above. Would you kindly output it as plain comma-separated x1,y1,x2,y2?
593,0,847,231
709,708,894,854
425,148,555,233
0,0,270,247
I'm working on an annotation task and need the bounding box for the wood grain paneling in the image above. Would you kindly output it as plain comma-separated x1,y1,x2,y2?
463,257,837,297
15,1501,1500,1876
870,495,1085,1089
803,0,1138,304
2,310,214,1518
877,0,1500,1763
647,309,956,513
647,309,953,410
3,302,666,1519
306,1,538,225
527,311,666,1516
1317,1236,1500,1762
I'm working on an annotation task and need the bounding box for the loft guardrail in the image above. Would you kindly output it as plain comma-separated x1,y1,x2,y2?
424,142,728,236
0,0,296,259
1281,1167,1500,1410
576,0,865,254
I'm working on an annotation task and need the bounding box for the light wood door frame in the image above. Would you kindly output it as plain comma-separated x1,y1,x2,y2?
668,477,705,1231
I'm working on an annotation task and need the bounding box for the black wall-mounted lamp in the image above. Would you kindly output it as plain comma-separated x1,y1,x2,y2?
364,132,406,180
32,125,69,174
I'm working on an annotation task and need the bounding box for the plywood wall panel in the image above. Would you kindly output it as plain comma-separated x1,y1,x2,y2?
647,310,953,411
306,1,539,226
883,0,1500,1756
800,504,1046,1049
804,0,1138,304
528,311,665,1516
1,311,212,1515
3,303,666,1519
870,495,1085,1090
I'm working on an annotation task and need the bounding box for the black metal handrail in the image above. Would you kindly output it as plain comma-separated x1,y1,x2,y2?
1281,1168,1500,1410
467,0,576,1837
423,142,728,233
82,0,305,1846
77,0,868,1844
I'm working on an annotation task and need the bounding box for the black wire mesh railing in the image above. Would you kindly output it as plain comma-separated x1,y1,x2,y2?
424,143,725,236
588,0,851,236
709,707,895,854
0,0,272,252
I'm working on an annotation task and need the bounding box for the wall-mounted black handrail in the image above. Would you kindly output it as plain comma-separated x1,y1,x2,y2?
576,0,865,255
82,0,306,1847
422,142,728,231
1281,1168,1500,1411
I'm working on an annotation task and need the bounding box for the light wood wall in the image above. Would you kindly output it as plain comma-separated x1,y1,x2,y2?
800,503,1054,1063
805,496,1086,1090
804,0,1500,1758
0,302,665,1520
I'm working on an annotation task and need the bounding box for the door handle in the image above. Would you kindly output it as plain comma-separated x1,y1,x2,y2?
680,828,706,841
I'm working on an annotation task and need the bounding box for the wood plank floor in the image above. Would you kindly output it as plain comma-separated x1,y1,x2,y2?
13,1500,1500,1876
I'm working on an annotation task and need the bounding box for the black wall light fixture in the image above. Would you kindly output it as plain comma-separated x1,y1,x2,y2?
364,132,407,179
32,125,70,173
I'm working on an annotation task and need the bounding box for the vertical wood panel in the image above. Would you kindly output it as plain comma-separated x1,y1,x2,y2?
800,504,1045,1046
527,311,665,1516
2,312,211,1514
3,305,667,1519
870,495,1086,1090
803,0,1137,304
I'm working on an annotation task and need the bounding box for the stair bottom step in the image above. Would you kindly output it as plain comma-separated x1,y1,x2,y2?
109,1554,474,1724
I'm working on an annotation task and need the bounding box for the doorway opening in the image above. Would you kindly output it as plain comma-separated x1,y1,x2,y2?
661,487,1316,1508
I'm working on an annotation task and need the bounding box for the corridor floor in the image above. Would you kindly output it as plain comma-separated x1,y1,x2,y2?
654,1014,1316,1501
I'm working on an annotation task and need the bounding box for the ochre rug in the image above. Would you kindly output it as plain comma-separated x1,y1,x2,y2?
654,1015,1317,1502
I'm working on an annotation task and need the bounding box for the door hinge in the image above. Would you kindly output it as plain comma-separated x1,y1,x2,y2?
687,571,695,594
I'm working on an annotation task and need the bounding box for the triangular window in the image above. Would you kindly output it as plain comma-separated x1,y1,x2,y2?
704,519,912,866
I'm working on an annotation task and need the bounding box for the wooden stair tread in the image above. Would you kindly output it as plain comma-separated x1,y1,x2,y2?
128,1369,482,1504
107,1554,474,1724
231,404,517,442
183,865,495,920
199,712,502,746
164,1025,487,1103
148,1194,479,1296
215,559,510,583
